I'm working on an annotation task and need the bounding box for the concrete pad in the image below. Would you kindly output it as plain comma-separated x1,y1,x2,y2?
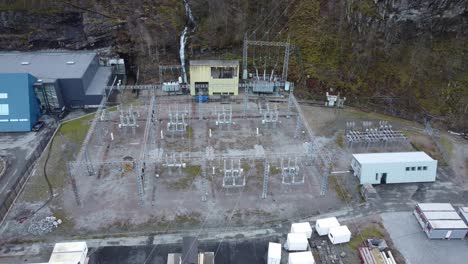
381,211,468,264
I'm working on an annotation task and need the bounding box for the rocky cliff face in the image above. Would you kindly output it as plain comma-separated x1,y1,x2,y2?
0,0,466,128
348,0,467,37
289,0,467,128
0,10,120,50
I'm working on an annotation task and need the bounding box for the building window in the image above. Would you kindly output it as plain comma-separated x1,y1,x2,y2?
0,104,9,115
411,167,416,171
375,173,378,180
211,67,236,79
34,83,60,111
423,166,427,170
417,166,421,170
406,167,410,171
0,93,7,99
0,119,8,122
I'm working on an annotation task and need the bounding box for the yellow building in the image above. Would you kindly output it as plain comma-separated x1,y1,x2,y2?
189,60,239,96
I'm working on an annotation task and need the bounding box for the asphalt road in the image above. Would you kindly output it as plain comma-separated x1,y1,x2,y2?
382,212,468,264
0,120,55,208
88,236,279,264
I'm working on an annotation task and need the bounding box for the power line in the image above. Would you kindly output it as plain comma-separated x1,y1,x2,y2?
261,0,299,40
272,0,307,41
248,0,286,39
141,170,202,264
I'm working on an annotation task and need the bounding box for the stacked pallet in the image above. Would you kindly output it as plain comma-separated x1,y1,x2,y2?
358,247,397,264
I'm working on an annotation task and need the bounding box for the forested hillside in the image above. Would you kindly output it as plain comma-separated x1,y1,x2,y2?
0,0,467,129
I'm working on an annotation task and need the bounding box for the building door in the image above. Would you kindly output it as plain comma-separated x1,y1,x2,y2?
445,230,452,239
195,82,209,96
380,173,387,184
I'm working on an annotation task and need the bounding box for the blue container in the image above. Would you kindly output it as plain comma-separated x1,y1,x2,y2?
196,95,208,102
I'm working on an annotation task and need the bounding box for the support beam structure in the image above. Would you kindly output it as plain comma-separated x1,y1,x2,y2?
261,159,270,199
242,36,291,81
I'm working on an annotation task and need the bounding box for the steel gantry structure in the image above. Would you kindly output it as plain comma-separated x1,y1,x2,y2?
242,36,291,81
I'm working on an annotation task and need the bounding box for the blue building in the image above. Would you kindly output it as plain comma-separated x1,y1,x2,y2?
0,73,41,132
0,51,122,132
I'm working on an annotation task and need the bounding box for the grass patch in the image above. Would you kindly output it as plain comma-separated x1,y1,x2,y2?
187,126,194,139
348,227,385,250
246,161,264,188
107,106,118,112
356,185,366,203
60,114,95,144
51,209,75,233
410,141,446,166
228,209,272,224
335,132,344,149
439,136,453,156
6,238,45,244
407,131,447,166
174,212,201,226
329,175,352,203
22,114,94,202
241,162,251,173
166,165,201,190
270,166,281,175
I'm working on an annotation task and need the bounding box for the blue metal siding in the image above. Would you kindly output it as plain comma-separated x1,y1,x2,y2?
28,74,40,126
0,73,39,132
58,79,86,107
84,95,103,105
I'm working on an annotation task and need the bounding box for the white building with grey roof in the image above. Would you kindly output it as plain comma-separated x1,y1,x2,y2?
414,203,468,239
351,152,437,184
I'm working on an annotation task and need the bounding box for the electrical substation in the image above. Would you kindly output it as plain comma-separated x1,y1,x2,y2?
50,37,348,230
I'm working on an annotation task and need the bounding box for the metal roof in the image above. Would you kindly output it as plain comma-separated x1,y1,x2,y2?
423,211,461,220
417,203,455,212
291,222,312,233
316,217,340,228
329,225,352,236
49,242,86,263
86,66,112,95
288,251,314,263
0,51,96,79
190,60,239,67
268,242,281,259
353,152,434,164
429,220,468,229
458,207,468,224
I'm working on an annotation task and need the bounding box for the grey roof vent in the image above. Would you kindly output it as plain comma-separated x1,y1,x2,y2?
21,61,30,65
66,61,75,65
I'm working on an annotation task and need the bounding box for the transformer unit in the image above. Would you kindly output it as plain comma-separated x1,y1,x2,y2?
250,80,278,93
162,81,181,93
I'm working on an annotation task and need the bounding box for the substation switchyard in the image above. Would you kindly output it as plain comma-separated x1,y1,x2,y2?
65,87,332,222
52,38,345,230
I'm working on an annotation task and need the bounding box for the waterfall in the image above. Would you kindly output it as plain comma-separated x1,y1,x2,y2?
180,0,195,84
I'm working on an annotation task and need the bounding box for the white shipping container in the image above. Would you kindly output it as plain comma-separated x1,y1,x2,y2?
288,251,315,264
315,217,340,236
328,225,351,245
291,222,313,238
285,233,308,251
268,242,281,264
